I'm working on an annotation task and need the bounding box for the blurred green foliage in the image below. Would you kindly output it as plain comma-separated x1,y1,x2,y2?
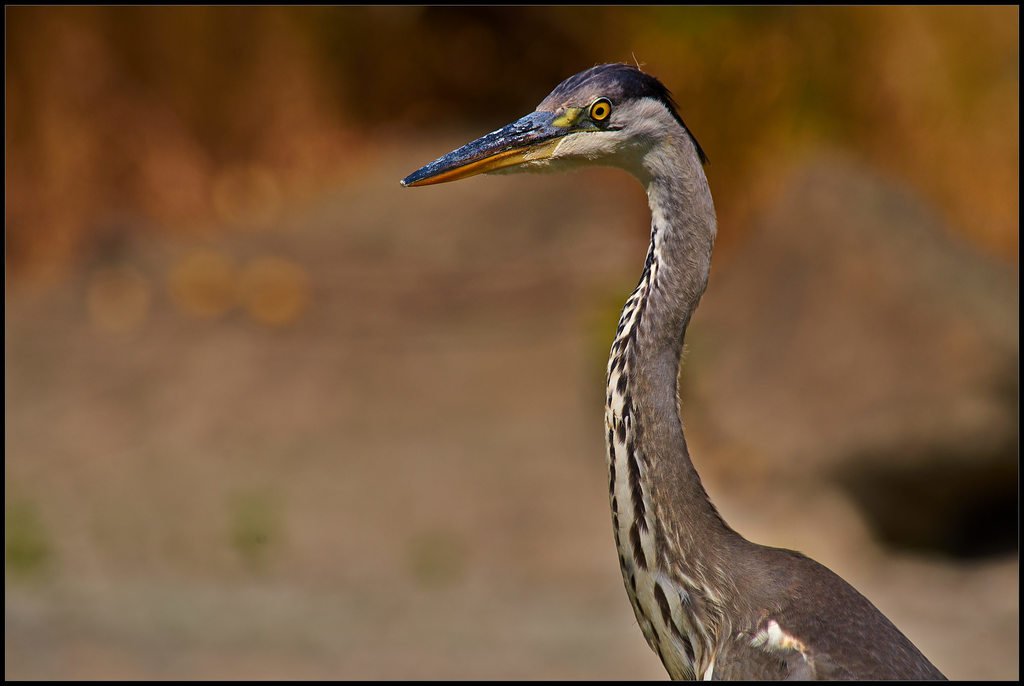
5,497,52,579
5,6,1018,284
228,489,281,571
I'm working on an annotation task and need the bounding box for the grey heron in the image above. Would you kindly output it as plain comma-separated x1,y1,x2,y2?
401,63,946,681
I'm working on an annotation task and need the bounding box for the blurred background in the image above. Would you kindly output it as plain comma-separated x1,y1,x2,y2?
4,6,1018,680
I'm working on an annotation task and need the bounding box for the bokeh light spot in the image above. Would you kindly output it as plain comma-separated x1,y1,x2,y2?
238,256,311,328
212,164,283,231
168,249,237,319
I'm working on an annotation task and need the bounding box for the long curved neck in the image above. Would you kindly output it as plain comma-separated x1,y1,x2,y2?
605,131,735,671
630,134,724,530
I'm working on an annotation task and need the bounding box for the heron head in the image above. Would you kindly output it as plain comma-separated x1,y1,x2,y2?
400,63,706,187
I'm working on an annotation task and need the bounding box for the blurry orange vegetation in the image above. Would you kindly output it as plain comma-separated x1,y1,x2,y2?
5,6,361,287
5,6,1018,286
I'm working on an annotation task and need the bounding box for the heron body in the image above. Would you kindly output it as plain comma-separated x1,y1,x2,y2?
402,63,945,681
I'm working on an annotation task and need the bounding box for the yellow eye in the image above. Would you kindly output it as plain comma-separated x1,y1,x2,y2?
589,98,612,122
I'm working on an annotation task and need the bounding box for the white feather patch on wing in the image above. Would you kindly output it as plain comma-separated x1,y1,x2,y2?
750,619,812,662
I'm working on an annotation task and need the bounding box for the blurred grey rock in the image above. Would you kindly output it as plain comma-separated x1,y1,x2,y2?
689,156,1017,556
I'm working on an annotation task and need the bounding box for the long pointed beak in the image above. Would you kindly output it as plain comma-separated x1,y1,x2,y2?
400,111,570,187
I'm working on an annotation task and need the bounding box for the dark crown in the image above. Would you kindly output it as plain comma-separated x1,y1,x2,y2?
544,63,708,165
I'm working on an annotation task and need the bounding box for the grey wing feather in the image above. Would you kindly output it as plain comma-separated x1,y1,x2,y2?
715,547,946,680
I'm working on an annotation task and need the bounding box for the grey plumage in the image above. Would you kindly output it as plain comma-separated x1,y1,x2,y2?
402,63,945,681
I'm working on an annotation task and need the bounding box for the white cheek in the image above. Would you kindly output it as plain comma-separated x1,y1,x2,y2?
551,132,626,164
550,131,652,181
